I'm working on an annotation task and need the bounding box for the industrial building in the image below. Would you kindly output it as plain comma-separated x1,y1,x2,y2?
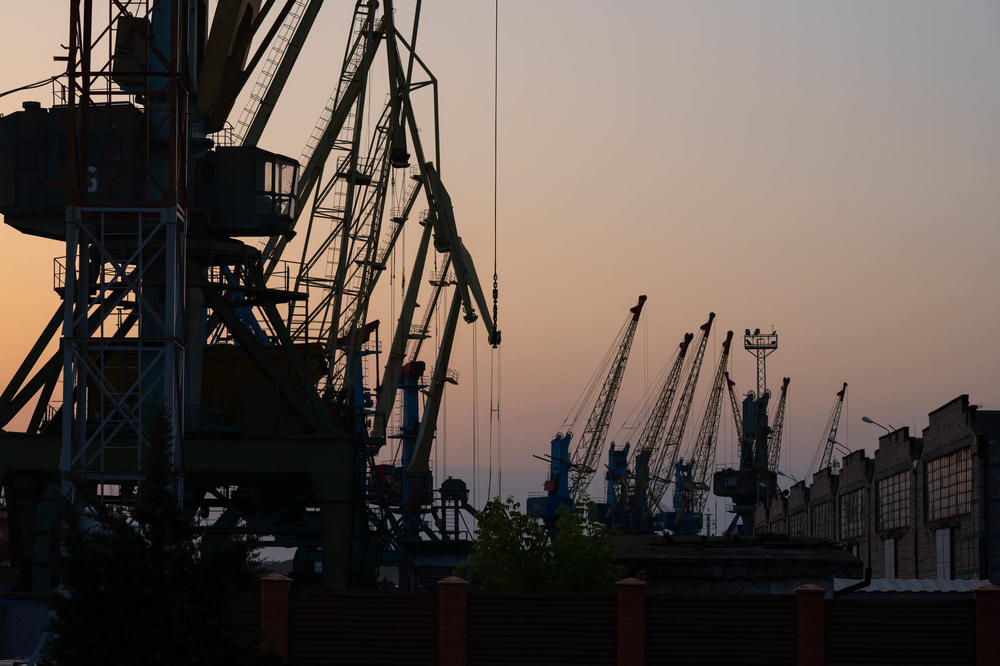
754,394,1000,583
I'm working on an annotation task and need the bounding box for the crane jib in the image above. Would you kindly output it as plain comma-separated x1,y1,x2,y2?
567,295,647,503
645,312,715,513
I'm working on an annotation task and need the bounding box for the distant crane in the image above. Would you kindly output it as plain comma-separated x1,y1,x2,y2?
569,296,647,501
645,313,715,514
712,328,780,536
767,377,790,472
812,382,848,473
606,330,693,527
528,296,646,520
669,330,734,533
725,371,743,439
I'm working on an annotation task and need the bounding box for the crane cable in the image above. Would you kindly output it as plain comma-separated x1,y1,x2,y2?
473,320,480,506
488,0,502,497
0,74,59,99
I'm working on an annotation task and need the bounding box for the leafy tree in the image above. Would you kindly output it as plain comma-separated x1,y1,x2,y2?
457,497,622,593
548,502,623,592
45,411,278,665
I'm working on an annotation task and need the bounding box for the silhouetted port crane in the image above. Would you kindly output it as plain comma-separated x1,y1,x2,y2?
0,0,499,591
667,330,734,533
528,296,646,521
605,330,693,529
725,372,743,439
812,383,848,473
644,313,715,516
713,329,779,535
767,377,790,472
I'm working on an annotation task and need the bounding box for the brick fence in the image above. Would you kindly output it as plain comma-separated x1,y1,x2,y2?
252,577,999,665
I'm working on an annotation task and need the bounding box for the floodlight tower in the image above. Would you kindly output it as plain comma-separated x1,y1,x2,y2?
744,328,777,399
712,328,780,535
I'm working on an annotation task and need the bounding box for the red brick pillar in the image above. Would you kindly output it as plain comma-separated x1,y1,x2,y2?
260,573,291,661
616,577,646,666
795,584,826,666
438,576,468,666
974,584,1000,666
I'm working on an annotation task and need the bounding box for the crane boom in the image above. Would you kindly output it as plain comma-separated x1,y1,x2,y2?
236,0,324,147
725,372,743,440
633,332,695,458
568,296,647,502
767,377,790,472
681,330,734,518
646,313,715,512
611,330,691,523
406,290,463,476
816,383,848,472
261,2,383,277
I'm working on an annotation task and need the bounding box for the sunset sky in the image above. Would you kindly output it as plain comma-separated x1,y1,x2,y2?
1,1,998,523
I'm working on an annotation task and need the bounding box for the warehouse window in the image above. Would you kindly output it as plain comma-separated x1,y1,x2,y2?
936,528,952,579
788,511,807,537
811,501,835,539
877,471,911,530
839,489,866,540
926,448,972,521
884,538,896,579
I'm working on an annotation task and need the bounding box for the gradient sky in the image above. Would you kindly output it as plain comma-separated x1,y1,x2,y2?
2,1,999,522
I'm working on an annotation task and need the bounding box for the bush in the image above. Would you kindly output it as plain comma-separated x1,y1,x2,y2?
457,497,622,593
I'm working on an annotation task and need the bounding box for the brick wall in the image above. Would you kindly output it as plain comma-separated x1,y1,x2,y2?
754,502,769,535
920,396,980,579
769,495,787,535
872,428,921,578
837,450,873,568
787,482,809,537
788,481,809,515
753,395,1000,583
272,582,994,666
986,434,1000,582
809,469,838,540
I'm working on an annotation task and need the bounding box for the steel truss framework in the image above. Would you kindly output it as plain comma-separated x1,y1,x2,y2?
61,208,185,482
0,0,498,591
59,0,190,485
645,313,714,513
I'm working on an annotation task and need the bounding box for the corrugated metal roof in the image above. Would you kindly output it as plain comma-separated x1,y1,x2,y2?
833,577,991,593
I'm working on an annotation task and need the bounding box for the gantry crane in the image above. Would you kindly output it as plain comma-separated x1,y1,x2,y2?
528,296,646,521
668,330,734,533
812,383,848,473
644,313,715,515
767,377,790,472
0,0,498,591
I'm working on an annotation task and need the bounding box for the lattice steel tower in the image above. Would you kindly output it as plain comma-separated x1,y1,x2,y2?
744,328,778,398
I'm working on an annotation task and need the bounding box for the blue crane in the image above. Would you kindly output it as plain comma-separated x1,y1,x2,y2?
528,295,646,522
644,313,715,517
605,330,693,529
666,330,734,534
